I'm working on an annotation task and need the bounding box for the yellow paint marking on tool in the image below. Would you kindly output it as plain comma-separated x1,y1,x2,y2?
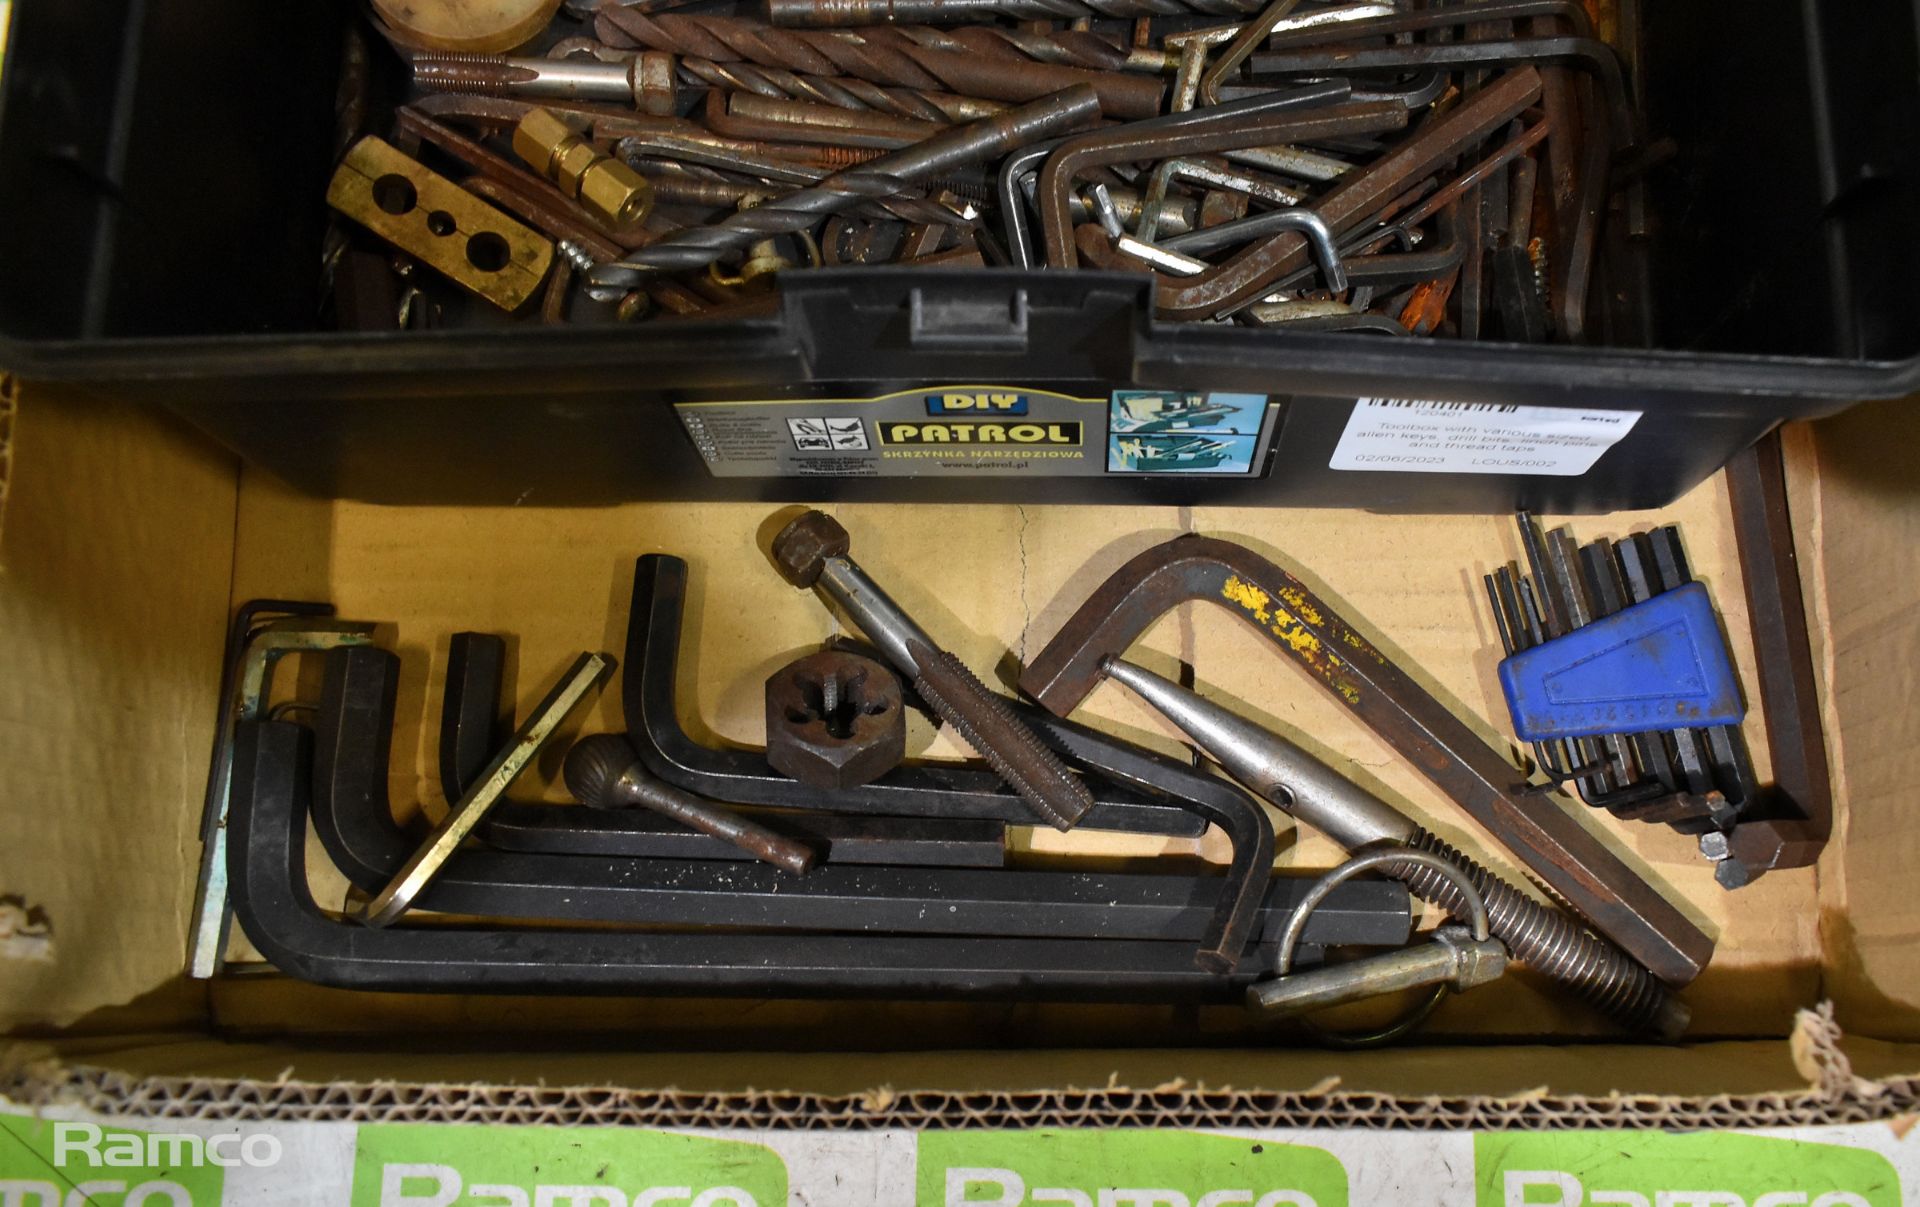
1269,616,1321,658
1220,576,1272,623
1276,585,1323,626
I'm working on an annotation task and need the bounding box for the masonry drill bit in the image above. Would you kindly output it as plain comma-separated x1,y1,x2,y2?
587,85,1098,286
595,9,1165,116
768,510,1097,831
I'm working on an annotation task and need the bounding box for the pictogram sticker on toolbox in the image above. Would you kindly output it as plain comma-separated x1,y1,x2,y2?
787,417,870,451
677,386,1283,479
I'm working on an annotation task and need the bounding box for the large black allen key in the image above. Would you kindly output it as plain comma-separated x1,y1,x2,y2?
446,632,1012,869
623,553,1208,837
451,611,1286,968
233,720,1300,998
312,645,1410,960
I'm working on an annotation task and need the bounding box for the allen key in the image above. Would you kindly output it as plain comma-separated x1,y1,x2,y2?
308,646,1400,968
1020,533,1715,990
1153,68,1544,320
185,604,374,980
622,554,1209,836
1039,94,1409,268
236,720,1317,1000
442,631,1015,868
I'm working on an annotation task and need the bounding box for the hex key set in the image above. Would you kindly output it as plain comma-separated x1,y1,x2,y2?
214,540,1424,1005
203,482,1829,1041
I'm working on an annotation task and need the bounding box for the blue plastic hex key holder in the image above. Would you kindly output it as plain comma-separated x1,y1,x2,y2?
1497,582,1745,741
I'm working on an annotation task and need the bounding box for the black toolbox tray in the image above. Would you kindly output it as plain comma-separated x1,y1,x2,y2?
0,0,1914,511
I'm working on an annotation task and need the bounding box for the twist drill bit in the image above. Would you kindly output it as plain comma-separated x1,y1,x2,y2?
588,85,1098,286
768,511,1096,832
765,0,1266,22
864,24,1139,73
677,55,1002,122
539,34,1005,121
595,9,1165,116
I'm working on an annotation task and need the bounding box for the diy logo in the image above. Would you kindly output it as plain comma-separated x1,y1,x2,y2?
351,1124,787,1207
918,1129,1347,1206
0,1115,228,1205
1476,1130,1899,1207
926,392,1029,415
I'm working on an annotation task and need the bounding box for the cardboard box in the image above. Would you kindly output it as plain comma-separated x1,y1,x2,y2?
2,384,1918,1203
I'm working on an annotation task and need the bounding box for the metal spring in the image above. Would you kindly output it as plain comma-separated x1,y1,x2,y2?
1390,827,1680,1035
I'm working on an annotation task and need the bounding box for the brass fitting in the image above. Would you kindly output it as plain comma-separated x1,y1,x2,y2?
512,108,653,232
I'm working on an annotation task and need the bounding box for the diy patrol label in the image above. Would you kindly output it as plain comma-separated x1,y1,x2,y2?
675,387,1280,478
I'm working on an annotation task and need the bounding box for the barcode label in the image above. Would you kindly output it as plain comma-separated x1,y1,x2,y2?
1367,400,1521,413
1329,397,1643,476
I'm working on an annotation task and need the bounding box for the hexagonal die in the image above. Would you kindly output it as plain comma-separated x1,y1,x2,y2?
765,650,904,789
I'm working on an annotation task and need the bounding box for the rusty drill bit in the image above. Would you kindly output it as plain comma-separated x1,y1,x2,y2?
677,55,1003,122
595,9,1165,117
767,510,1096,831
547,35,1005,121
864,24,1141,73
764,0,1269,23
588,85,1099,285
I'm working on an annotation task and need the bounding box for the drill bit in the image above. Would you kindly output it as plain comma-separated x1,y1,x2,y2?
765,0,1265,22
866,24,1140,73
544,33,1006,120
588,85,1099,286
595,9,1165,117
676,56,1002,123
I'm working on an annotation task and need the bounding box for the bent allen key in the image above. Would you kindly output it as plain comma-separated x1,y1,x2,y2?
1154,67,1544,321
1038,95,1410,270
1020,533,1715,992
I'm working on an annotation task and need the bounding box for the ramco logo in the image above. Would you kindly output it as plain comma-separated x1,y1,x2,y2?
1477,1131,1897,1207
375,1165,758,1206
925,392,1029,415
0,1117,231,1206
351,1125,787,1207
53,1122,281,1169
917,1130,1346,1207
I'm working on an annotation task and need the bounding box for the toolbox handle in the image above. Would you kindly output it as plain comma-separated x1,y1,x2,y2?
908,284,1030,351
781,268,1150,381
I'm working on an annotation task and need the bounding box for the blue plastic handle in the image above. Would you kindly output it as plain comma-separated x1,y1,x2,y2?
1497,581,1745,741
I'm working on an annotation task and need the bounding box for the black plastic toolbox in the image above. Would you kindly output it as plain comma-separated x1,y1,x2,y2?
0,0,1915,511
